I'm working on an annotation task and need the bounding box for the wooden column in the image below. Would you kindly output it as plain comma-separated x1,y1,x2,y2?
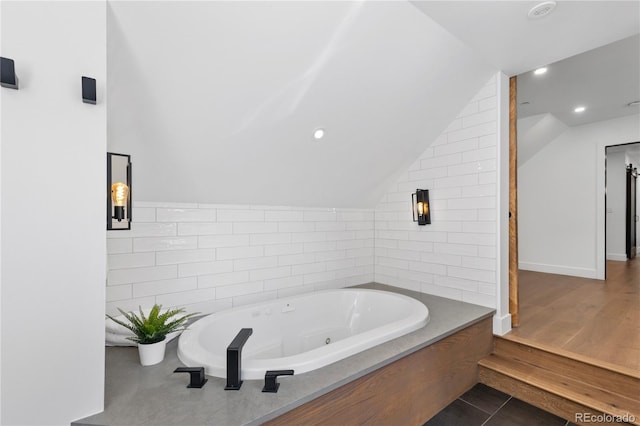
509,76,520,327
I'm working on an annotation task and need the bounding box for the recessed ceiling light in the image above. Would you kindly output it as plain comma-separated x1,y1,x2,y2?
627,100,640,107
574,106,586,113
312,128,325,140
534,67,547,75
528,1,557,19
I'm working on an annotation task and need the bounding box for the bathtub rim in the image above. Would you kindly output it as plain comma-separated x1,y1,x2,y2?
177,287,430,379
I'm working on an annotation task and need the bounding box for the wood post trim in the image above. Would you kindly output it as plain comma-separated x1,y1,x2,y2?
509,76,519,327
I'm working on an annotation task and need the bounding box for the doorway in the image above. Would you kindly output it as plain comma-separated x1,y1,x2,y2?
626,163,638,260
508,34,640,329
605,143,640,263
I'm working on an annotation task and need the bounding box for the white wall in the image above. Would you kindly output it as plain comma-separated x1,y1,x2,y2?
373,76,507,322
606,151,627,260
107,203,373,315
1,2,106,424
517,113,567,166
495,73,511,335
519,114,640,279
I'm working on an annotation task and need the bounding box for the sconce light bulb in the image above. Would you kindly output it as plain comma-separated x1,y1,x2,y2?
418,202,429,216
111,182,129,207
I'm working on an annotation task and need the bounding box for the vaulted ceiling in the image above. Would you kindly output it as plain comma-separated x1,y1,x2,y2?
107,1,639,208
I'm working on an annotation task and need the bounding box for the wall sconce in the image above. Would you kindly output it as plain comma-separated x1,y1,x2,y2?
412,189,431,225
107,152,132,230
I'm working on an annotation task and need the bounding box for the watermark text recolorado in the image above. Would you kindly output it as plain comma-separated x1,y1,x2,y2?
575,413,636,423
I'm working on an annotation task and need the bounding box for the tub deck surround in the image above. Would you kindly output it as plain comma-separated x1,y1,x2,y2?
75,284,494,426
178,289,429,379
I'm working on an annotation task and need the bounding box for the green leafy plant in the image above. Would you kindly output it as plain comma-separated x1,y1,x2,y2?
106,304,198,345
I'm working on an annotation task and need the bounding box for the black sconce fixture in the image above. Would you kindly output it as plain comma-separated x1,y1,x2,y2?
412,189,431,225
0,57,19,89
107,153,132,230
82,76,96,104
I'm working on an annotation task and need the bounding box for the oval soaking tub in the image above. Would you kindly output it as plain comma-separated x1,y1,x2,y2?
177,289,429,380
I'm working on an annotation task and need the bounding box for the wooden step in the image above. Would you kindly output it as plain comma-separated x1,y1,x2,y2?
500,334,640,379
479,336,640,426
495,336,640,401
479,366,630,426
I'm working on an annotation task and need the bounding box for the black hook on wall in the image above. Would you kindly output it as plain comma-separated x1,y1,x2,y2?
1,59,97,103
82,76,96,104
0,57,19,89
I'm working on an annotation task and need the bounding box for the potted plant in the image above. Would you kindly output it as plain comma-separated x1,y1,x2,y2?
107,304,198,366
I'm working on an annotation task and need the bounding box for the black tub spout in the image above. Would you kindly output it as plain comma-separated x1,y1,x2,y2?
224,328,253,390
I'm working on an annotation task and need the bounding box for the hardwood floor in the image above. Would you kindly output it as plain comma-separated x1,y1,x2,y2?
507,258,640,374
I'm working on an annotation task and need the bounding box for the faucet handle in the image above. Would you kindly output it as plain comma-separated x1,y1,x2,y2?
262,370,294,393
174,367,208,388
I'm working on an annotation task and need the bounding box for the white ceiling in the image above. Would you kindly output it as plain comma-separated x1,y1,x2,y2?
107,1,495,207
412,1,640,76
107,1,640,208
517,34,640,127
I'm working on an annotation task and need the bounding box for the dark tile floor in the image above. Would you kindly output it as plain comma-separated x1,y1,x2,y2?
425,383,580,426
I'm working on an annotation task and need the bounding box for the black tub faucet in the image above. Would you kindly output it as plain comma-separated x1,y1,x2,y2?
262,370,294,393
224,328,253,390
174,367,208,388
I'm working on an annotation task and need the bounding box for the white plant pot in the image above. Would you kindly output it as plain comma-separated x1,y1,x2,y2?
138,338,167,366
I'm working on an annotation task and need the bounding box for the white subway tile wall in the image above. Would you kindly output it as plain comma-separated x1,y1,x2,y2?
374,76,498,308
106,205,374,315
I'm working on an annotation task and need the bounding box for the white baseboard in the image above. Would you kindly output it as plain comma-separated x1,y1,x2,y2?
518,262,598,279
606,253,627,262
492,313,512,336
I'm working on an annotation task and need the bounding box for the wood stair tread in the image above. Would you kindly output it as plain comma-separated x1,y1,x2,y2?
479,354,640,420
500,333,640,379
494,336,639,399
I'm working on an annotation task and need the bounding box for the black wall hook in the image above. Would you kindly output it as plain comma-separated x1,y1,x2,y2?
0,57,19,89
82,76,96,104
174,367,208,388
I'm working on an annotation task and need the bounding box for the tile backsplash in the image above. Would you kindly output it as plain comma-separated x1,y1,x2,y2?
106,203,374,315
373,75,499,308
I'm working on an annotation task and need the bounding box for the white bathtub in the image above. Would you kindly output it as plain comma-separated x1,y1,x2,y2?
177,289,429,380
